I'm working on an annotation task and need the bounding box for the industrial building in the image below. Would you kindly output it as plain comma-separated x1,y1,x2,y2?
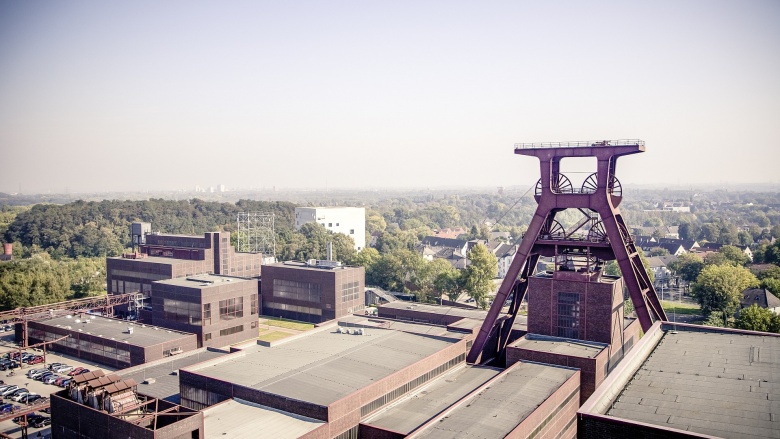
294,207,366,251
28,314,198,368
151,274,260,348
260,260,365,323
106,225,265,319
578,322,780,439
50,369,203,439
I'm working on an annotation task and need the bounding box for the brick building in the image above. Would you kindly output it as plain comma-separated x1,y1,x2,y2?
106,226,265,319
28,315,197,368
151,274,260,348
260,261,365,323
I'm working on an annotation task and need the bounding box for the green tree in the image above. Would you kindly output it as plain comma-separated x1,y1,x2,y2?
669,253,705,283
649,246,670,257
429,260,462,302
692,264,759,317
735,304,777,333
462,244,498,309
706,245,749,267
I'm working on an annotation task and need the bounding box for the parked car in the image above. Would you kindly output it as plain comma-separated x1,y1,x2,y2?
53,364,73,374
27,356,44,365
47,362,65,370
72,368,90,376
41,407,51,414
53,376,69,386
10,391,32,402
31,416,50,428
29,370,49,379
0,360,19,371
0,385,20,397
12,413,43,424
6,388,28,399
3,325,11,332
67,367,86,376
35,372,56,381
0,403,20,414
24,394,43,404
57,378,72,387
43,374,60,385
0,385,13,394
26,368,46,378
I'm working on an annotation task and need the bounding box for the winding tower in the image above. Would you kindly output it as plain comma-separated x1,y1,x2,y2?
467,139,667,364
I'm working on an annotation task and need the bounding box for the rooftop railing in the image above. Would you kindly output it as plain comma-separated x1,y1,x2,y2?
514,139,645,149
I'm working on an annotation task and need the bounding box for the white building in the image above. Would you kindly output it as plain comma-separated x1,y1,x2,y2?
295,207,366,251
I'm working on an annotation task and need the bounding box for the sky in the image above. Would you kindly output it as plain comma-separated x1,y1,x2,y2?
0,0,778,195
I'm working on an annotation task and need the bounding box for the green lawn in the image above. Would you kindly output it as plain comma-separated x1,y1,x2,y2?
257,331,292,343
660,300,701,315
260,317,315,331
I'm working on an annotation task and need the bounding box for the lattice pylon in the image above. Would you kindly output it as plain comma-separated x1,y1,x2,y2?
467,140,667,364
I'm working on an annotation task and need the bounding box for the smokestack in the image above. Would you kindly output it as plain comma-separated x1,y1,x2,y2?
327,242,333,261
3,243,11,256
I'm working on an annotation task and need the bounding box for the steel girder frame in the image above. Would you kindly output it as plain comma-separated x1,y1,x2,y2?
466,141,667,364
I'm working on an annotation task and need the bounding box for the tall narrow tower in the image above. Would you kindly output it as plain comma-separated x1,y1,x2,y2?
467,140,667,364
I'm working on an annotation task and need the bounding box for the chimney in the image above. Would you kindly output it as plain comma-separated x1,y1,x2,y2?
2,243,11,256
326,242,333,261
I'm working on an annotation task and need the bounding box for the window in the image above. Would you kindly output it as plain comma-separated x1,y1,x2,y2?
251,321,257,329
220,325,244,337
203,303,212,325
219,297,244,320
557,292,581,339
251,294,258,315
204,333,212,341
350,229,354,234
273,279,321,302
162,296,202,325
328,223,332,227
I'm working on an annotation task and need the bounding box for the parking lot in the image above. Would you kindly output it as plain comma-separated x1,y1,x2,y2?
0,333,117,439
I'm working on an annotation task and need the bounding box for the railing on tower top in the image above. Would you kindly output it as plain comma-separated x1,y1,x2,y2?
514,139,645,149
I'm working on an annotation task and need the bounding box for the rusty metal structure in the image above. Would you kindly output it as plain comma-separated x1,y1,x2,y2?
467,139,667,364
0,293,139,348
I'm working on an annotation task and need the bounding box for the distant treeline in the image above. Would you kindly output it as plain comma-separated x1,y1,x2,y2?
3,199,297,259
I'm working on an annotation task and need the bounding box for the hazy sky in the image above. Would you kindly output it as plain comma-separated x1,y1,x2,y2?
1,1,778,194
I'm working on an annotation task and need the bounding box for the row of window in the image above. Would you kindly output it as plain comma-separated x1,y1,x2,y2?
111,280,152,295
341,281,360,303
273,279,322,303
29,328,131,364
220,324,244,337
264,302,323,316
360,353,466,417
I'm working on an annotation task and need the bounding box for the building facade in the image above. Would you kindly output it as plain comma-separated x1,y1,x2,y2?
106,228,264,318
260,261,365,323
294,207,366,251
151,274,260,348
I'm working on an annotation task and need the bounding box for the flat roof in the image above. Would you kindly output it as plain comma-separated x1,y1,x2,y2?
605,327,780,439
39,315,193,347
265,261,363,272
380,302,489,320
203,398,324,439
364,365,502,434
155,274,254,289
107,255,198,265
184,327,463,406
512,334,606,359
337,316,470,338
119,348,230,403
412,361,576,438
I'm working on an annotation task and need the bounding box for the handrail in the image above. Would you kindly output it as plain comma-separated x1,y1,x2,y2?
514,139,644,149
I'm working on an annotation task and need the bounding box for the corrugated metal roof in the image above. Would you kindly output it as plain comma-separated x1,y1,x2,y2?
185,328,462,405
607,330,780,439
364,365,502,434
413,362,576,438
